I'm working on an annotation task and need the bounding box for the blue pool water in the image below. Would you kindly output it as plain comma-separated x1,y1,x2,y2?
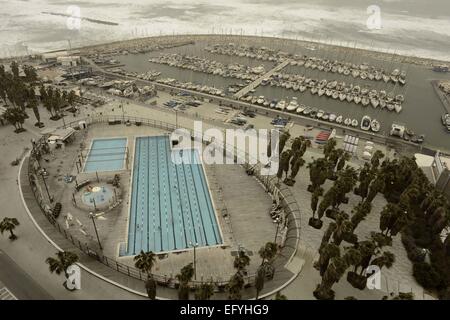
84,138,127,173
126,136,222,255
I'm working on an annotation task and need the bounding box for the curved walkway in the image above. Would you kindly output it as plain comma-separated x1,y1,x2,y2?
0,124,143,300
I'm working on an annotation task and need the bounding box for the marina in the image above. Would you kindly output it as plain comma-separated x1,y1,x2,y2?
109,37,450,151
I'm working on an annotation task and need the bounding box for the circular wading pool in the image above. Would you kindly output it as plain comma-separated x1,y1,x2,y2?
81,185,114,208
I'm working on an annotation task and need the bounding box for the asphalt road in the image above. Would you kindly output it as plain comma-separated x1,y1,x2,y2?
0,249,53,300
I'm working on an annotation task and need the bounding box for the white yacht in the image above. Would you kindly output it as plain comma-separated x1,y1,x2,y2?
257,96,265,104
361,115,371,131
286,97,299,111
276,100,286,110
371,119,381,132
329,114,337,122
316,109,325,119
296,104,306,114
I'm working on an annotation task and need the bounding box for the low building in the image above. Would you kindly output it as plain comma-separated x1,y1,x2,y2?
57,56,81,67
416,151,450,200
41,51,68,63
42,127,76,146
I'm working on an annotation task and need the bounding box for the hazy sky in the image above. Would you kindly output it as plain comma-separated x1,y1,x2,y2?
0,0,449,60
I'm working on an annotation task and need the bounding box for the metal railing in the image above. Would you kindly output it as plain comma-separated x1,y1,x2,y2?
27,114,301,290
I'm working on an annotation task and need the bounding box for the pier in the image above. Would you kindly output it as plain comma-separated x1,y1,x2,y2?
431,80,450,114
233,59,292,99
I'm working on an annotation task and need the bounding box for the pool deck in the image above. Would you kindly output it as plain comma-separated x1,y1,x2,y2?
49,122,276,281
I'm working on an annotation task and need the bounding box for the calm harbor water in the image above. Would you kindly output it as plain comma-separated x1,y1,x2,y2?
115,38,450,151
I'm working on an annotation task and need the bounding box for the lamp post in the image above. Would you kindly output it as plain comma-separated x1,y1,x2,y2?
189,241,199,280
39,169,53,203
175,109,178,129
89,212,102,250
120,104,125,122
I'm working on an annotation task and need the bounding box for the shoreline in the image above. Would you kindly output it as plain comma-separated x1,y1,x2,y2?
1,34,449,68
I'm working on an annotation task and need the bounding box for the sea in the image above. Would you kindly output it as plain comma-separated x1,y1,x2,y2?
0,0,449,62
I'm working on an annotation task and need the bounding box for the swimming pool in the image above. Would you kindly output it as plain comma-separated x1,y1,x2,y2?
84,138,127,173
126,136,222,255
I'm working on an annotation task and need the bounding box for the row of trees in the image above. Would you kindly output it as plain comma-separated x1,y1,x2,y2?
273,130,311,187
1,62,37,132
1,61,77,132
39,85,77,120
131,241,279,300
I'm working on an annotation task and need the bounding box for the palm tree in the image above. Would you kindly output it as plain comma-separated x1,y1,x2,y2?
426,207,448,235
176,263,194,300
307,158,329,193
255,266,266,299
314,256,348,300
319,222,337,251
323,167,358,220
134,250,157,299
323,138,337,161
366,175,384,203
30,98,43,127
0,217,20,240
370,150,385,170
45,251,79,277
274,291,287,300
285,156,305,186
134,250,156,275
354,163,373,200
278,130,291,154
67,90,77,106
195,282,215,300
332,212,354,245
346,241,376,289
310,188,321,219
314,243,340,276
370,251,395,271
343,247,362,269
10,61,19,78
276,150,292,183
310,190,333,229
258,242,278,266
226,272,245,300
23,65,38,83
350,200,372,232
4,107,26,133
379,203,408,237
145,277,157,300
233,249,251,274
